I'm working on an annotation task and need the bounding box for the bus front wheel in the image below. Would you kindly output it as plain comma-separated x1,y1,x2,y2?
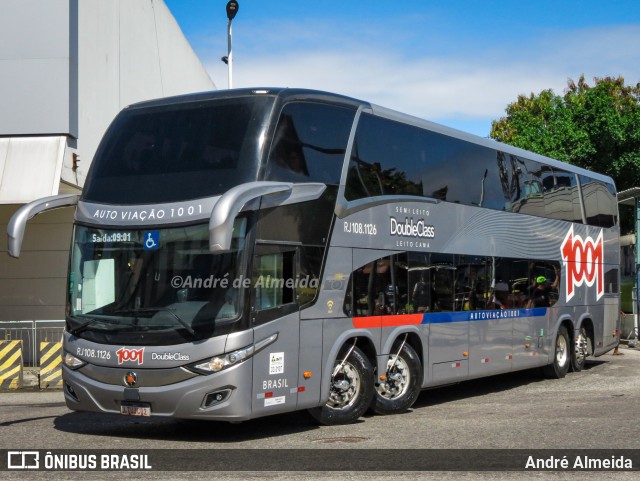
543,325,571,379
369,341,421,415
308,345,374,425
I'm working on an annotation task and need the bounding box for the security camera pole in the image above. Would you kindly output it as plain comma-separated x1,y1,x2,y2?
225,1,239,89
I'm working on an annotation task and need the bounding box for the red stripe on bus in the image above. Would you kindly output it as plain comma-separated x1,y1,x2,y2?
352,313,423,329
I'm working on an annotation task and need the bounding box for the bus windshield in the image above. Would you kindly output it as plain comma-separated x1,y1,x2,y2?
82,95,274,204
67,219,248,345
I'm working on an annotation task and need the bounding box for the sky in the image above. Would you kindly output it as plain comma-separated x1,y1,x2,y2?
163,0,640,137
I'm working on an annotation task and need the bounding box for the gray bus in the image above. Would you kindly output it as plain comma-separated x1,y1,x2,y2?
8,88,620,425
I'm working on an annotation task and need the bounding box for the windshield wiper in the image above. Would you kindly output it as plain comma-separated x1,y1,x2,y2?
69,315,123,336
114,308,197,338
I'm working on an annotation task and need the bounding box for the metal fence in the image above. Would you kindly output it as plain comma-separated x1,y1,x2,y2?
0,320,65,367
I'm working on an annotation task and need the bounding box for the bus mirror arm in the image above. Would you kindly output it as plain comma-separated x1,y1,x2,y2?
209,181,326,252
7,194,80,258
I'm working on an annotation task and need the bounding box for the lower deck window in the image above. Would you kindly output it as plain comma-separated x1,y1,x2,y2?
344,252,565,317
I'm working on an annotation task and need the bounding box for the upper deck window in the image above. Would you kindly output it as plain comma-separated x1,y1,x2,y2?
579,175,618,228
344,113,617,227
345,113,504,210
264,101,355,185
83,95,274,204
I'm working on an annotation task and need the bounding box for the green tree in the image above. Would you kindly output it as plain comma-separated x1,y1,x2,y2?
491,75,640,193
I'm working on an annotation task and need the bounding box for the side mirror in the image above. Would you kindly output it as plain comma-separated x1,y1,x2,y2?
7,194,79,258
209,182,326,252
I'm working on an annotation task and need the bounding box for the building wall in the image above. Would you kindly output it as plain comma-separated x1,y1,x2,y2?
0,0,216,321
0,137,75,204
0,205,74,320
0,0,78,137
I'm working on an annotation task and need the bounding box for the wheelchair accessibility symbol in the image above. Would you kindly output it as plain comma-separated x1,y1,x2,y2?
143,231,160,250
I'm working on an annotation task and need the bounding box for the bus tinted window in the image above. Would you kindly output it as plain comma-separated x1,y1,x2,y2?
420,135,504,210
345,114,425,199
344,114,617,228
83,96,272,204
345,254,410,316
580,175,617,228
498,154,540,217
265,102,355,185
252,244,298,325
541,167,581,222
346,252,564,317
605,268,619,294
345,114,507,210
298,246,323,307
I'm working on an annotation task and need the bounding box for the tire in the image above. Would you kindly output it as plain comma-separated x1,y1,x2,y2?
369,341,422,415
543,325,571,379
571,325,590,372
308,345,374,425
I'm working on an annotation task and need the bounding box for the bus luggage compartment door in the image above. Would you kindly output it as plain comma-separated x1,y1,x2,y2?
428,320,469,383
432,359,469,383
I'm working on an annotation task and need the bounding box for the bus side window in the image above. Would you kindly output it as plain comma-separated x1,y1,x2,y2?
349,261,382,316
298,246,323,307
408,252,430,313
346,253,408,317
252,246,297,324
580,175,618,228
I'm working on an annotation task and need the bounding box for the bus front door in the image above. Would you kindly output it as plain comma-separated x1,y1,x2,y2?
249,245,301,418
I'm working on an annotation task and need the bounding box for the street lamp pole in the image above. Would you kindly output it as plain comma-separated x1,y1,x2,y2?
225,1,239,89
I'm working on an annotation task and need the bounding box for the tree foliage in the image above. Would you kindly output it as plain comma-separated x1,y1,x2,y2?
490,76,640,193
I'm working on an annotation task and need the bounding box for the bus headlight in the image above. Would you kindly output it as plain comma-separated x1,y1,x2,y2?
190,345,255,374
186,333,278,375
63,351,86,370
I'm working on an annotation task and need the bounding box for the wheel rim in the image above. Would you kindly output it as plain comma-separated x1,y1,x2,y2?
376,355,410,399
327,362,360,409
575,329,588,365
556,333,568,367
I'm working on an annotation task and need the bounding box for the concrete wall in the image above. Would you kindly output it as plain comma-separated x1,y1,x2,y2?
0,137,72,204
0,206,74,320
0,0,78,137
0,0,216,321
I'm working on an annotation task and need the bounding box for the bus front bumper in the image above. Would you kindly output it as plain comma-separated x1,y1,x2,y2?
61,360,254,421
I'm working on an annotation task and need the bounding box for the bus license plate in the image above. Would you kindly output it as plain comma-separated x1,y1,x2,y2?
120,402,151,417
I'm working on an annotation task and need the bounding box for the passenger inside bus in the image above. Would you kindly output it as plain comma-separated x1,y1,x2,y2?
412,273,431,313
467,282,482,310
526,264,560,308
527,276,554,308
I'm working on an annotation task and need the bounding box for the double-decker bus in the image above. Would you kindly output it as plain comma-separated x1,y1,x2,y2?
8,88,620,425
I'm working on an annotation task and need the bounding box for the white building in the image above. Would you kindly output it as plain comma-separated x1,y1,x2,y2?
0,0,215,321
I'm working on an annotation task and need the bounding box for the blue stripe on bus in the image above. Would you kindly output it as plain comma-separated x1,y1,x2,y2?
423,308,548,324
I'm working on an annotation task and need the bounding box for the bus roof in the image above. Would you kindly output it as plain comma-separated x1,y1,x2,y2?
124,87,365,111
124,87,615,187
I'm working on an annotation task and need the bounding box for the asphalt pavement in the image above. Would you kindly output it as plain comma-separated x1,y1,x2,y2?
1,345,640,480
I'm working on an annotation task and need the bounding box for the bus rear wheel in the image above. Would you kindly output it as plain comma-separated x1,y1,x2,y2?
543,325,570,379
571,326,590,372
369,342,421,415
308,345,374,425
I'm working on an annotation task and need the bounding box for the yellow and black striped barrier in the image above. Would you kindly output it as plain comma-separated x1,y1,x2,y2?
39,342,63,389
0,340,24,389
